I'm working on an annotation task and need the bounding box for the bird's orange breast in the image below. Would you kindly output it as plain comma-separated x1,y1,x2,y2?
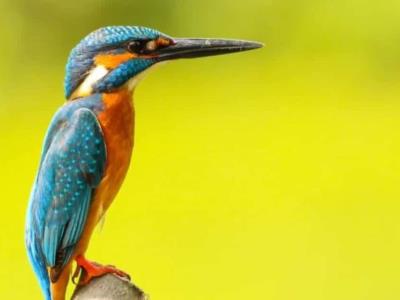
95,89,135,213
73,89,135,258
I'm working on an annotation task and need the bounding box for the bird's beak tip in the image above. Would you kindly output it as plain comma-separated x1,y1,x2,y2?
243,40,264,50
255,41,265,48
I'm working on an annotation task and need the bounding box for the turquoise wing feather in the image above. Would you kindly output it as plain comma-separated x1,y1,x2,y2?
27,106,106,284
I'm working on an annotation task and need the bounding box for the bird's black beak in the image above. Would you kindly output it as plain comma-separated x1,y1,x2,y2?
155,38,263,61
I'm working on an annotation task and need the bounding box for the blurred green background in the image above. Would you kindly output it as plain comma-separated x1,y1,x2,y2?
1,0,400,299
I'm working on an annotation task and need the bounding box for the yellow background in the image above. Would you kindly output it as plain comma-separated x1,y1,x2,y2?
1,0,400,299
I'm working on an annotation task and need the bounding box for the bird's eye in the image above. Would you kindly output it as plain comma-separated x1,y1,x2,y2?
127,41,144,53
127,39,171,55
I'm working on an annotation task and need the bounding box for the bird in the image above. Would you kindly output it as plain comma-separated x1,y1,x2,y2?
25,25,262,300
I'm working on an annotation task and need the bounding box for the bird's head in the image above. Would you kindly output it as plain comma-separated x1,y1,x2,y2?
65,26,262,100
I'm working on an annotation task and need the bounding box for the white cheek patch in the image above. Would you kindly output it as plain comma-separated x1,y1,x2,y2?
71,65,109,99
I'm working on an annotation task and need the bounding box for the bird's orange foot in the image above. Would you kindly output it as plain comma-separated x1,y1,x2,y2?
72,255,131,286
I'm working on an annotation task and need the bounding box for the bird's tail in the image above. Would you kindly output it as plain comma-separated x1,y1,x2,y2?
26,229,52,300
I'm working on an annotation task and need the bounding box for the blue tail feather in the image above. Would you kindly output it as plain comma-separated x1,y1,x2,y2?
26,229,51,300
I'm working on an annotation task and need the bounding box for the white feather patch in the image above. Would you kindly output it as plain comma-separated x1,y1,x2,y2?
71,65,109,99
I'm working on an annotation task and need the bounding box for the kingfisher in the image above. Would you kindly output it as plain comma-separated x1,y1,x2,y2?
25,25,262,300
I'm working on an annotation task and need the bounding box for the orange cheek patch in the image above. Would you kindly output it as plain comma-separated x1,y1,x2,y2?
95,52,137,69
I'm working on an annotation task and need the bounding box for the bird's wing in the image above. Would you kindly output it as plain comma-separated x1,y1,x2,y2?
30,107,106,279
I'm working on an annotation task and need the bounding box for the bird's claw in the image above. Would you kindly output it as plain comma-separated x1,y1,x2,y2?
72,255,131,286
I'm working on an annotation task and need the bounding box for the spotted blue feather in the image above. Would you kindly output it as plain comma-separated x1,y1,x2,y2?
25,94,106,300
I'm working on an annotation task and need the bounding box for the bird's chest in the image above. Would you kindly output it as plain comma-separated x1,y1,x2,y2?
93,90,135,212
